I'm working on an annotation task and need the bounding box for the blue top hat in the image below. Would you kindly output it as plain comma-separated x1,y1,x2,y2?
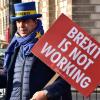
11,2,42,21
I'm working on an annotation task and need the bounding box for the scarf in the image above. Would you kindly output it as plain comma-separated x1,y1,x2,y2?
4,19,44,71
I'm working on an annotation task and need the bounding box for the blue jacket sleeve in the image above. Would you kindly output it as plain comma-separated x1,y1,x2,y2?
43,76,71,99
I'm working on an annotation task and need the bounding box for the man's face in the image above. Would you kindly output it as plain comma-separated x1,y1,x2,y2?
16,19,37,37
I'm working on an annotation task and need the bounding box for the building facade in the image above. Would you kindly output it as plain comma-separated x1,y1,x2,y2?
72,0,100,43
0,0,100,42
0,0,9,41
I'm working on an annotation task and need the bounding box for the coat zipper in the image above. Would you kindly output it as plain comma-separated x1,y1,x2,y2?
20,58,26,100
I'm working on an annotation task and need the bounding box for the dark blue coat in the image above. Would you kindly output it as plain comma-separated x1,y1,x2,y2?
0,48,72,100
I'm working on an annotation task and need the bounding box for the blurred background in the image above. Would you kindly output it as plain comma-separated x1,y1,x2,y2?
0,0,100,100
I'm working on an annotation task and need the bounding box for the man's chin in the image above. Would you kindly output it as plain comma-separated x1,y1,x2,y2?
19,32,28,37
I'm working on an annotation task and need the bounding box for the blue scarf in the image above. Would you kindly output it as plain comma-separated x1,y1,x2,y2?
4,19,44,71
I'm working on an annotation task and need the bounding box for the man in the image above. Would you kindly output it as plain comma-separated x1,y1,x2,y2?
0,2,72,100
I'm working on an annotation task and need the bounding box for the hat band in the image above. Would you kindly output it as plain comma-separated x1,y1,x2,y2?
15,10,37,17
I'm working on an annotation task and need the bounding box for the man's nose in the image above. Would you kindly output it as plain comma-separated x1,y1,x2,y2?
20,21,25,27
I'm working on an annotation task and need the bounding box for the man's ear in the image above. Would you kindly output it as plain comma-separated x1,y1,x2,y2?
35,19,37,25
34,20,38,27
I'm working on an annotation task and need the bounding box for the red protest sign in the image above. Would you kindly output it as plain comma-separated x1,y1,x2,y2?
31,13,100,96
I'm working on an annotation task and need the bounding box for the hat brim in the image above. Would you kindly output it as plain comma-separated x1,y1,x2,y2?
11,14,42,21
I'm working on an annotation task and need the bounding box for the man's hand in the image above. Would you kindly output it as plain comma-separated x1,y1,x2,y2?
30,90,48,100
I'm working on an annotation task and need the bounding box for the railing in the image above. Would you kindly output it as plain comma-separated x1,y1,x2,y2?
72,86,100,100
